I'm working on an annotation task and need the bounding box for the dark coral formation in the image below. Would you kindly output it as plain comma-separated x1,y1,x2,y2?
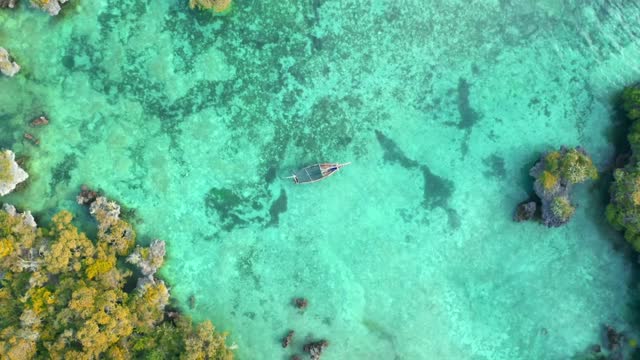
76,184,99,206
303,340,329,360
375,130,459,229
293,297,308,310
513,201,536,222
281,330,294,348
527,146,597,227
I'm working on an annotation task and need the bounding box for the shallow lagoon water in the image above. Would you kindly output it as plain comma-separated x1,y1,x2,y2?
2,0,640,358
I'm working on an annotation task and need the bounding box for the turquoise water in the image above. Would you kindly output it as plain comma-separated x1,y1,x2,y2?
2,0,640,358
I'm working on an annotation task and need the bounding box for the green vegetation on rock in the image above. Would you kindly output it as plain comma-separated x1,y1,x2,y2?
606,85,640,250
551,196,575,223
0,200,234,360
530,146,598,227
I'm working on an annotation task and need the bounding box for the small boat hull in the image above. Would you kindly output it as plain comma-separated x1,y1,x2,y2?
289,162,350,184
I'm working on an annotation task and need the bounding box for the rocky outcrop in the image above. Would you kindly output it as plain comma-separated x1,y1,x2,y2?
528,146,597,227
0,0,17,9
127,240,165,277
0,47,20,77
89,196,121,231
30,0,68,16
0,150,28,196
127,240,166,291
3,204,37,229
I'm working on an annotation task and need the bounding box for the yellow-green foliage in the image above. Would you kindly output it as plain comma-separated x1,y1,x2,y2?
551,196,575,222
558,148,598,184
607,86,640,250
0,151,13,183
189,0,232,13
540,170,558,191
544,151,561,173
0,208,234,360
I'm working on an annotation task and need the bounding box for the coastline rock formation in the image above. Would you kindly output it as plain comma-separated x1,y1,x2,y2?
0,200,234,358
3,204,37,229
0,0,17,8
30,0,68,16
527,146,597,227
0,150,28,196
0,47,20,77
607,85,640,250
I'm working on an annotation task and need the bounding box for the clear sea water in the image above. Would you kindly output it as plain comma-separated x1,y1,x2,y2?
2,1,640,359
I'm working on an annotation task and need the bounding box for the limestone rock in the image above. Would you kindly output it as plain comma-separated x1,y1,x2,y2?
0,47,20,77
89,196,121,231
0,150,28,196
127,239,166,277
2,204,37,228
30,0,68,16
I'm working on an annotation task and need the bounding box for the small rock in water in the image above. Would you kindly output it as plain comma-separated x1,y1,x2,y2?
23,133,40,146
513,201,536,222
303,340,329,360
30,116,49,127
281,330,294,348
77,185,99,205
293,297,308,310
591,344,601,353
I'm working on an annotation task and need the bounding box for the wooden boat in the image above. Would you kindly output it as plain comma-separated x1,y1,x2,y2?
287,162,351,184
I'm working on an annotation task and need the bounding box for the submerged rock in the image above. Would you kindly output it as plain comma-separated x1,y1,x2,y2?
513,201,536,222
23,133,40,146
0,150,28,196
0,47,20,77
281,330,294,348
30,116,49,127
30,0,68,16
605,325,622,351
293,297,308,310
303,340,329,360
0,0,17,8
76,184,99,205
